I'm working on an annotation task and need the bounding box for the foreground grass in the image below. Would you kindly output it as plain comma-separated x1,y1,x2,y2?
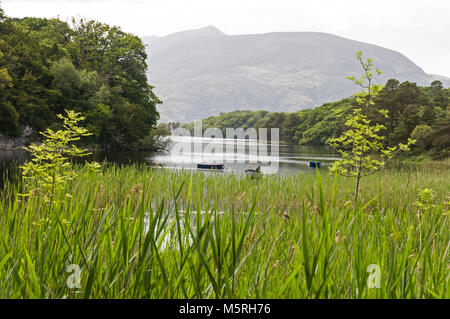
0,161,448,298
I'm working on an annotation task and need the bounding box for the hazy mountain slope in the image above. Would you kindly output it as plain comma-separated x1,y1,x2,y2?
143,26,449,122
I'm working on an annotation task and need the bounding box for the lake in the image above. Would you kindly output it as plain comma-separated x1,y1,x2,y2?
0,136,339,188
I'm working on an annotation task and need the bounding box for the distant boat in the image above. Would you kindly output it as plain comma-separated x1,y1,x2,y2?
197,163,225,170
309,161,321,168
245,165,261,178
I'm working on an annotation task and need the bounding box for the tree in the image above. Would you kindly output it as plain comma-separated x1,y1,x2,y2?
0,35,17,136
367,80,428,149
346,51,384,110
0,18,62,135
0,13,161,149
328,52,415,204
0,50,12,87
20,110,100,206
411,124,433,151
430,80,448,109
0,5,12,111
67,18,161,147
421,104,436,126
0,102,20,136
50,58,81,97
429,109,450,159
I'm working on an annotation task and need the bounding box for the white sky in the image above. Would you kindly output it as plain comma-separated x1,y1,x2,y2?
2,0,450,77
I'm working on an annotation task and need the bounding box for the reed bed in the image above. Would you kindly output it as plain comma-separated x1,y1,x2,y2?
0,161,448,298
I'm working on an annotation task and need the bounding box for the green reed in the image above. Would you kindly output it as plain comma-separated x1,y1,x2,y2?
0,160,448,298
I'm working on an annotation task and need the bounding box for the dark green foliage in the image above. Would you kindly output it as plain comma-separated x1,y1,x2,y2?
0,101,19,136
295,99,354,145
428,113,450,159
0,8,161,149
368,80,449,158
429,80,449,109
184,81,449,159
411,124,433,151
183,98,355,146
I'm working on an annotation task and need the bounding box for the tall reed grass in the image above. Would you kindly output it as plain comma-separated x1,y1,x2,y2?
0,161,448,298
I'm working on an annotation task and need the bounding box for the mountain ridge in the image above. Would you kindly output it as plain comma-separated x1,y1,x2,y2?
142,26,450,122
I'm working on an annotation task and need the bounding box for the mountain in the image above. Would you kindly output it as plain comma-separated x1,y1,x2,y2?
142,26,450,123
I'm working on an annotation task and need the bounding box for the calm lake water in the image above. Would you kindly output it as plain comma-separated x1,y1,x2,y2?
0,136,339,188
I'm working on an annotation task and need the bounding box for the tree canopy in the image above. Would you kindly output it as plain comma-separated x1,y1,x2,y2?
0,7,161,150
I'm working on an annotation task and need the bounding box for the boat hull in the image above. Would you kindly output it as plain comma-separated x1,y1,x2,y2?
309,161,321,168
197,164,225,170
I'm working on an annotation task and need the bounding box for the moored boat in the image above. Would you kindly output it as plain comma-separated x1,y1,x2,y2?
309,161,321,168
197,163,225,170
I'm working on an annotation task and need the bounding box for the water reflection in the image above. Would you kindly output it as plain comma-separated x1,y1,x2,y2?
0,136,339,188
150,136,339,175
0,149,27,189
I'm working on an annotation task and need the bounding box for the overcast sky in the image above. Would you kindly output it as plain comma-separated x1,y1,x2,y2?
2,0,449,77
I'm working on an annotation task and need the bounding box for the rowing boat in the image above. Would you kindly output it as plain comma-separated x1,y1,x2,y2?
197,163,225,170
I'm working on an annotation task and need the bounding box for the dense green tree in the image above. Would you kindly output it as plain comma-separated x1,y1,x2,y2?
0,102,19,136
429,108,450,159
0,9,162,149
429,80,448,109
0,18,68,134
411,124,433,151
372,81,427,136
0,35,15,135
51,59,81,97
67,18,161,147
421,104,436,126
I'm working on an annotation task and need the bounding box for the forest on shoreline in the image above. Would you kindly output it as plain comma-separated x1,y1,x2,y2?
180,79,449,159
0,5,163,151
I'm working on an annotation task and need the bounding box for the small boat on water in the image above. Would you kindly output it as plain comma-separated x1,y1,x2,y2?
309,161,321,168
245,165,261,178
197,163,225,170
